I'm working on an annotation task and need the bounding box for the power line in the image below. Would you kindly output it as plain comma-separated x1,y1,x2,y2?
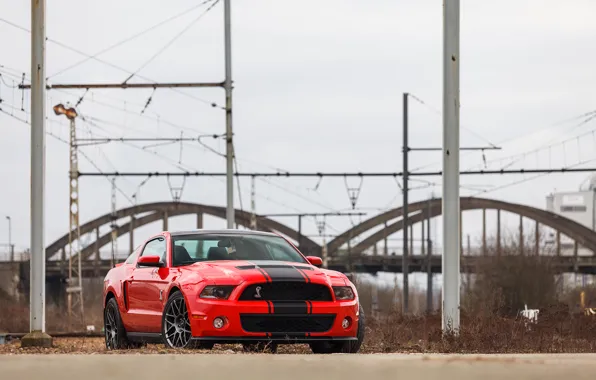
0,17,222,108
75,167,596,177
0,108,134,204
19,82,223,90
49,0,216,78
123,0,220,84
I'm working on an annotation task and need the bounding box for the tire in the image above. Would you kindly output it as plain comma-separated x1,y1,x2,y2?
242,341,278,353
104,297,134,350
310,303,365,354
161,290,195,349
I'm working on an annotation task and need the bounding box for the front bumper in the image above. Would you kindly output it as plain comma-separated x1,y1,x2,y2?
187,297,360,341
192,336,358,344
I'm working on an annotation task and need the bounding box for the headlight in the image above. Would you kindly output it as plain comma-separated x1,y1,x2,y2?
199,285,235,299
333,286,355,300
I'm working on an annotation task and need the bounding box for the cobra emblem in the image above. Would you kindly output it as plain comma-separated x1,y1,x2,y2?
254,286,262,299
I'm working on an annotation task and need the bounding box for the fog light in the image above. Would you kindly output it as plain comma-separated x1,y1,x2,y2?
342,317,351,329
213,317,225,329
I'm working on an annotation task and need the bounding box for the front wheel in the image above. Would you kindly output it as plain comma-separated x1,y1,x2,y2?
161,291,194,349
310,303,365,354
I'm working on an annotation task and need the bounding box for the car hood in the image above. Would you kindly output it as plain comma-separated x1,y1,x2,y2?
183,259,348,286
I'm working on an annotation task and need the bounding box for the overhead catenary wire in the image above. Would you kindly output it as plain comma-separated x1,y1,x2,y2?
49,0,217,79
74,167,596,177
123,0,221,84
0,108,134,204
0,17,223,109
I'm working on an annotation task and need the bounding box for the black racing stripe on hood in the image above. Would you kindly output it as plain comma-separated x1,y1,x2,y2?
271,301,308,314
234,264,271,283
259,265,305,283
295,267,311,283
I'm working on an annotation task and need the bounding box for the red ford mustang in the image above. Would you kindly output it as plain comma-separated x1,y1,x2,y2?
102,229,365,353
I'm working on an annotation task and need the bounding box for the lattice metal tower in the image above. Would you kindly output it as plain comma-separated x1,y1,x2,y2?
54,103,84,322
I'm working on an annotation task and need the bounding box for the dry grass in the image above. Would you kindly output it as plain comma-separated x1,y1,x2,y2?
2,235,596,354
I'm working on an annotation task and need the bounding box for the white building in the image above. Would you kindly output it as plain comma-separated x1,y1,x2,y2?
546,174,596,257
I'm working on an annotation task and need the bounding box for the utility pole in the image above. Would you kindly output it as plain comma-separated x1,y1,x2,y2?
20,2,236,229
401,88,496,316
443,0,461,334
21,0,52,348
53,103,84,323
402,93,409,314
224,0,234,229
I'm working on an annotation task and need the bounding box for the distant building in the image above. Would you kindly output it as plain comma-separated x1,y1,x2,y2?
546,174,596,257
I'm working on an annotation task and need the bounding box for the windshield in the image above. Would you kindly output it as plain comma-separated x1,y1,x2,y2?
170,234,308,267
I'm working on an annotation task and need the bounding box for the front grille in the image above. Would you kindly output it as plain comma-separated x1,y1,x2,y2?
238,282,333,301
240,314,336,333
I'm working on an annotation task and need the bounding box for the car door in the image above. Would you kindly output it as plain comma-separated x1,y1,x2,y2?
127,236,169,332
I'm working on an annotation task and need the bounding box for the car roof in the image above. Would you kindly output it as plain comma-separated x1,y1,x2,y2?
168,229,281,238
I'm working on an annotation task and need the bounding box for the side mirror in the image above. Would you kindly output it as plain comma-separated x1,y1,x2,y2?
137,255,164,267
306,256,322,267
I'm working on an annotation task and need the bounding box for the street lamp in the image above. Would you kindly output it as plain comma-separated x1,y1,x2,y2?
5,216,12,261
53,103,78,120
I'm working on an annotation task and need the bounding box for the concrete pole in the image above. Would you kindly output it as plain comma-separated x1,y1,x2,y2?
442,0,460,334
22,0,52,347
224,0,234,228
402,92,409,314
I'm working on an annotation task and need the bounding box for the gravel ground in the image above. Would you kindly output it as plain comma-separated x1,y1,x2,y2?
0,337,316,355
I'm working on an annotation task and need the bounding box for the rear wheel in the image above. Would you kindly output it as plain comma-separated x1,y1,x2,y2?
104,297,134,350
310,303,365,354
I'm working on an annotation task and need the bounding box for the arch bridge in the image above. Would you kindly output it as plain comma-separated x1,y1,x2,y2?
29,197,596,276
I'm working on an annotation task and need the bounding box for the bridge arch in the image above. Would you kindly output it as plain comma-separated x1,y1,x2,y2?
327,197,596,255
46,202,321,261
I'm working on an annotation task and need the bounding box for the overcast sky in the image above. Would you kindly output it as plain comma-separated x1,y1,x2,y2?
1,0,596,258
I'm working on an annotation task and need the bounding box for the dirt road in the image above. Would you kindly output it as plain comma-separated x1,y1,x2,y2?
1,353,596,380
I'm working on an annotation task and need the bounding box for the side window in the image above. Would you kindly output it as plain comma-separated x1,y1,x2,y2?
139,237,167,264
